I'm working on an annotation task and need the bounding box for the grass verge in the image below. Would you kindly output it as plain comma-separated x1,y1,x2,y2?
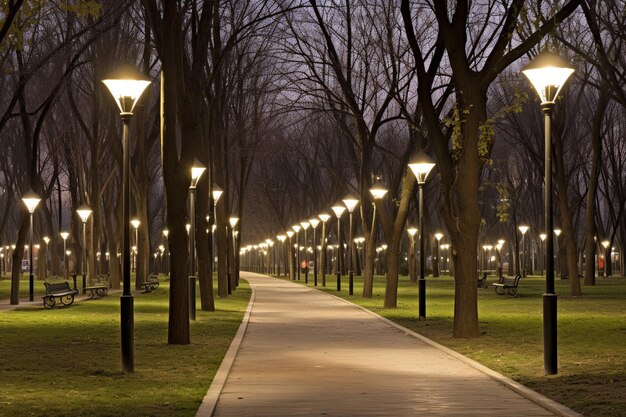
289,272,626,417
0,277,251,417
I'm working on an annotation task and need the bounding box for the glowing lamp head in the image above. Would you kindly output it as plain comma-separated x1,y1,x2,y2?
331,202,346,219
43,236,50,244
342,194,359,213
300,221,310,230
212,184,223,202
286,231,294,238
602,240,610,249
554,229,562,237
76,204,92,222
369,180,388,200
292,225,301,233
539,233,547,242
163,229,169,237
131,219,140,229
277,235,286,242
407,227,418,237
102,65,151,114
309,218,320,229
190,159,206,187
229,217,239,227
22,190,41,213
408,150,436,184
518,225,529,235
318,213,331,223
60,232,70,241
522,50,574,105
434,233,443,241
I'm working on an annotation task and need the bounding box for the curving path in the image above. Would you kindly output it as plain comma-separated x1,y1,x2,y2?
199,272,580,417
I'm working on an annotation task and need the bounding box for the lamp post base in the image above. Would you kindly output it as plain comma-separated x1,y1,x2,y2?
336,272,341,291
543,292,558,375
120,294,134,372
82,273,87,294
189,276,196,321
29,273,34,302
418,277,426,319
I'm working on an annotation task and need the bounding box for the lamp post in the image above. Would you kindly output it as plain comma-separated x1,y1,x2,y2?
229,216,239,289
342,194,359,295
554,229,562,278
130,219,140,273
60,231,70,280
22,191,41,302
103,65,151,372
43,236,50,279
434,233,443,277
277,235,286,276
162,229,169,275
318,213,331,286
518,225,529,276
601,240,610,277
407,227,418,283
286,231,294,279
523,50,574,375
308,218,320,286
77,204,93,294
187,159,205,321
408,150,436,320
496,240,505,278
208,184,223,282
539,234,547,275
368,180,389,242
292,225,301,280
331,202,346,291
300,221,310,283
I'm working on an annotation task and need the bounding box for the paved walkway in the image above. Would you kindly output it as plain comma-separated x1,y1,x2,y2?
201,272,579,417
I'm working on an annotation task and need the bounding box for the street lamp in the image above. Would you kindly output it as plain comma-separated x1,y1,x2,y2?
208,183,223,281
229,216,239,290
77,204,93,294
408,150,436,320
131,219,140,273
342,194,359,295
43,236,50,279
60,231,70,281
434,232,443,277
407,227,418,282
162,229,169,275
318,213,331,286
300,221,310,283
518,225,529,276
523,49,574,375
309,218,320,286
554,229,562,278
601,240,610,277
331,202,346,291
277,235,287,276
286,231,294,279
188,159,205,321
22,190,41,302
292,224,301,280
102,65,151,372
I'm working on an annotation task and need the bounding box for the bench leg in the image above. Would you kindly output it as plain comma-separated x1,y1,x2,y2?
495,286,505,295
43,296,56,309
60,295,75,306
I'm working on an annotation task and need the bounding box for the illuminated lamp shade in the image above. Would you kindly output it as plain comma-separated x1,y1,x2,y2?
131,219,140,229
229,217,239,227
408,150,436,184
318,213,331,223
407,227,418,237
309,218,320,229
76,204,93,222
369,180,388,200
212,184,223,202
522,51,574,104
102,66,151,114
331,202,346,219
300,221,310,230
22,190,41,213
190,159,206,186
342,194,359,213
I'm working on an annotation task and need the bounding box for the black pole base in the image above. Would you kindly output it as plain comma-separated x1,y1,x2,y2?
189,276,196,321
543,292,558,375
305,271,308,284
82,273,87,294
348,271,354,295
418,278,426,319
120,294,134,372
314,273,318,287
227,272,232,295
336,273,341,291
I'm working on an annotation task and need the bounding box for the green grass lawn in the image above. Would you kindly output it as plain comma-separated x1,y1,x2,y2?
289,272,626,417
0,276,251,417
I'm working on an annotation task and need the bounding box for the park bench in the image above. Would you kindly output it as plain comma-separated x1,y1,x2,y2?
140,275,160,293
84,275,109,300
42,281,79,308
492,274,522,297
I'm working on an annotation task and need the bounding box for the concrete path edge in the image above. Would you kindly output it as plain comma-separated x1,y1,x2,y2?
195,287,256,417
323,290,583,417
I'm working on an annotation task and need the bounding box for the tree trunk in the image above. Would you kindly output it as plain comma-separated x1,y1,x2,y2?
10,217,28,304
